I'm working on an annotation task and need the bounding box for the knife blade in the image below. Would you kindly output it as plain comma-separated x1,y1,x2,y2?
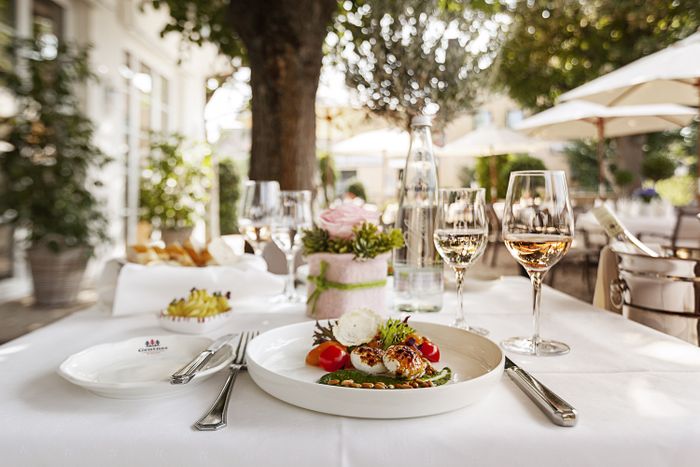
505,356,578,427
170,334,236,385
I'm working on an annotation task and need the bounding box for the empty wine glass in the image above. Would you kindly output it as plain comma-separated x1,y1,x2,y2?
239,180,280,256
271,190,313,302
501,170,574,356
433,188,489,335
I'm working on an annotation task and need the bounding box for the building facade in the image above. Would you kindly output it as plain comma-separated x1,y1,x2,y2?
4,0,221,255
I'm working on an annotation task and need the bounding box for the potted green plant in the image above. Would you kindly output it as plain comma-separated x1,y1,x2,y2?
302,204,404,319
218,158,241,235
139,134,210,244
0,38,109,306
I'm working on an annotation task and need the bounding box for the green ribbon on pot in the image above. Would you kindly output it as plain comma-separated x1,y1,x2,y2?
307,260,387,316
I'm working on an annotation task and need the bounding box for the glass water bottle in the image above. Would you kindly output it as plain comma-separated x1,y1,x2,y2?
393,115,443,312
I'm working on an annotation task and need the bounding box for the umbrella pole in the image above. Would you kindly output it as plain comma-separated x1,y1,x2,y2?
489,156,498,201
596,119,606,200
696,81,700,205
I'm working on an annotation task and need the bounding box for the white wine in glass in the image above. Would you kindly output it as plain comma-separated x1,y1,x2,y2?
238,180,280,256
502,170,574,356
433,188,489,335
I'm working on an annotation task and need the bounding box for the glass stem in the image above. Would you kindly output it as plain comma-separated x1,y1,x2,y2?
530,270,544,351
455,267,466,328
284,254,296,299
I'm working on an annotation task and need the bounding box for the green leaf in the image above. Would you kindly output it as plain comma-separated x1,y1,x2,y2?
378,318,415,349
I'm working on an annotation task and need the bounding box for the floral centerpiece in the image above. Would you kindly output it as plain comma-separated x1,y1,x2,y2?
633,187,659,204
302,204,403,319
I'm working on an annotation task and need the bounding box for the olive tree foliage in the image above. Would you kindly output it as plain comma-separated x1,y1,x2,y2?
331,0,502,130
494,0,700,111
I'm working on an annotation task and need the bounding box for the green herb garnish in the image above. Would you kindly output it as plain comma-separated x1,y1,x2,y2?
378,317,415,349
318,368,452,387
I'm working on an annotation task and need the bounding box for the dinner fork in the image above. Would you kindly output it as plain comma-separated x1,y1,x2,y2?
193,331,259,431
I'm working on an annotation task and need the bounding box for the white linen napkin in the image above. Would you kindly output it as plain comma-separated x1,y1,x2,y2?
592,245,620,313
110,254,284,316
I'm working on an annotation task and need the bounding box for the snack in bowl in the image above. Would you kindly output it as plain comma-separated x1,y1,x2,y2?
159,288,233,334
127,238,237,267
306,308,452,389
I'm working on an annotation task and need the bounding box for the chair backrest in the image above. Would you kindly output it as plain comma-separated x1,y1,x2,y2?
670,206,700,249
486,203,502,242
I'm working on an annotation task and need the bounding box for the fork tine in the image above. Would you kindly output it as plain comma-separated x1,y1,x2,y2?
236,332,251,365
232,333,246,365
240,331,259,365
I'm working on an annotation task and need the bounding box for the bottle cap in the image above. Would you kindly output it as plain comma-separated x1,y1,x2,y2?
410,115,433,127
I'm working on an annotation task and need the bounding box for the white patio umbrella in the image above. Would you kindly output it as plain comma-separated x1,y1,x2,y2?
439,125,551,157
559,32,700,195
516,100,696,196
331,128,410,204
331,128,410,158
439,125,553,200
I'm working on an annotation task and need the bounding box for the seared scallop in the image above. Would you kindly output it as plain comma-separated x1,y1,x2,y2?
382,345,427,379
350,346,387,375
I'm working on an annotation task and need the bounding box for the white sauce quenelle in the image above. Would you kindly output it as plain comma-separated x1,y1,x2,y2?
350,346,387,375
333,308,383,347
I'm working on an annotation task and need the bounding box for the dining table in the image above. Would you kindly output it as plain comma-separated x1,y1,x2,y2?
2,275,700,466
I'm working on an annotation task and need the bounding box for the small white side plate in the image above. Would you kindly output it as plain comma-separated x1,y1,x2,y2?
58,335,233,399
247,321,504,419
158,309,234,334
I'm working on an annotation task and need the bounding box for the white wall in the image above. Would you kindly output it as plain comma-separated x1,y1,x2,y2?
13,0,221,261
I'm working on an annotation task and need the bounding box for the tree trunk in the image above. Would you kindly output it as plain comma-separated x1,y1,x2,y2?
615,135,646,191
228,0,336,190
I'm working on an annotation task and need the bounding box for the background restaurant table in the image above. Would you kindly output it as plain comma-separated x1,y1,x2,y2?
2,276,700,466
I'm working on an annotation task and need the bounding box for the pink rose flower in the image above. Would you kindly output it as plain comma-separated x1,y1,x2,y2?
318,204,380,239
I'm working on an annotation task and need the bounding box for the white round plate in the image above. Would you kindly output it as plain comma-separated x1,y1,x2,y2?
247,321,504,418
58,335,234,399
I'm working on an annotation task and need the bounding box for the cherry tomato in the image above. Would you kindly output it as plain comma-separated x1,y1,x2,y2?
318,344,350,372
420,340,440,362
306,341,340,366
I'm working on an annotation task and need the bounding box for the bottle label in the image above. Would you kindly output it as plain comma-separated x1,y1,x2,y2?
591,205,659,257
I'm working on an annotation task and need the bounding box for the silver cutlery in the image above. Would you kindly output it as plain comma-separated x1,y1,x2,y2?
171,333,236,385
505,356,578,427
193,331,259,431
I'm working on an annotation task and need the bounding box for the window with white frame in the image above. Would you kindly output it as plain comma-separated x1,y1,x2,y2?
32,0,63,40
506,109,524,129
120,52,172,242
0,0,13,71
474,110,492,129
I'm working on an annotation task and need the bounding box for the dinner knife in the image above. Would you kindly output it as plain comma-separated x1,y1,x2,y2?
504,357,578,427
170,334,236,385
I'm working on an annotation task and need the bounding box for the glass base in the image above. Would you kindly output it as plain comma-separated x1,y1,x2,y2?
270,293,305,304
396,305,442,313
452,320,489,336
501,337,570,356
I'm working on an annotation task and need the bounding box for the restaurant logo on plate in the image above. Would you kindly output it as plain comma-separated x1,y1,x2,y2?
138,338,168,353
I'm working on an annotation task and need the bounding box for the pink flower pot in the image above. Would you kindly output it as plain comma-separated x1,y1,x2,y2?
305,252,389,319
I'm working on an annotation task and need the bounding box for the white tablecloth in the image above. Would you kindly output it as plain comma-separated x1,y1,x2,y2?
2,277,700,466
577,210,700,242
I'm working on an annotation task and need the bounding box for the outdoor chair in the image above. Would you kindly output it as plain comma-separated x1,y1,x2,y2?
637,206,700,250
547,208,603,295
486,203,503,267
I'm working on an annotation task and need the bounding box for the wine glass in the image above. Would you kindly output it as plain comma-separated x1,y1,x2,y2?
433,188,489,335
271,190,313,302
239,180,280,256
501,170,574,356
